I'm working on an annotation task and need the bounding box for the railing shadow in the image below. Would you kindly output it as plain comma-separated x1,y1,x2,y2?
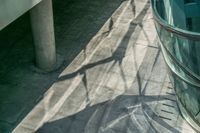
36,94,178,133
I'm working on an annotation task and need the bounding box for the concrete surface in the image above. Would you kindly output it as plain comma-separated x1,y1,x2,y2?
0,0,197,133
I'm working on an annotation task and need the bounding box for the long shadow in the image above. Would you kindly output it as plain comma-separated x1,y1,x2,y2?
55,1,151,106
133,48,179,133
0,0,124,132
35,93,179,133
130,25,179,132
57,0,151,83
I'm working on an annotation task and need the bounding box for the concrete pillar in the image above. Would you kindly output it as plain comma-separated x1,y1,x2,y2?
30,0,56,71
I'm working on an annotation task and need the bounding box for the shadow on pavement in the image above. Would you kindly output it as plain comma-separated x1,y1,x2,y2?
36,95,179,133
0,0,124,132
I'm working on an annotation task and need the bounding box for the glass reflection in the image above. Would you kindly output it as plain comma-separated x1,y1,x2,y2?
151,0,200,131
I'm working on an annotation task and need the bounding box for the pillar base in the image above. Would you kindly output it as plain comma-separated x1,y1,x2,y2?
30,54,64,74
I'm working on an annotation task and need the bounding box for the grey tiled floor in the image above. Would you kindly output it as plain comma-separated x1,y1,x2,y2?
1,0,197,133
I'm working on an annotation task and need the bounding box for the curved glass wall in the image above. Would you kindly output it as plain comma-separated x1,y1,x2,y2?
151,0,200,131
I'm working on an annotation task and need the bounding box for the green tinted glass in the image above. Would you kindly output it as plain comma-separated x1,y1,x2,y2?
151,0,200,131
